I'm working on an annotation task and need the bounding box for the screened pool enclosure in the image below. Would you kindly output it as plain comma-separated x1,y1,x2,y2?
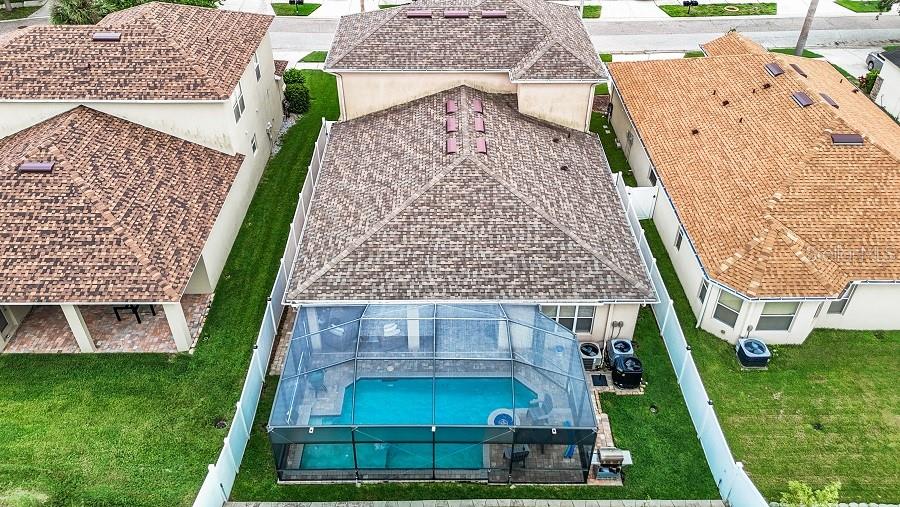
269,304,598,483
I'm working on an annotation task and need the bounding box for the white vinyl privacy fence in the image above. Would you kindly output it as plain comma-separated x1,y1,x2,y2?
193,119,332,507
613,173,767,507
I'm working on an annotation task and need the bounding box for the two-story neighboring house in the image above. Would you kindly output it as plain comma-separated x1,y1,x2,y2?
325,0,606,131
0,3,284,353
607,32,900,344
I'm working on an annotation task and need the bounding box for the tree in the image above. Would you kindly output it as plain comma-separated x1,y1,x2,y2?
4,0,12,14
794,0,819,56
877,0,898,15
51,0,104,24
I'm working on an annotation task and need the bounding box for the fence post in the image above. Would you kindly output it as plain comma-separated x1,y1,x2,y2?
254,344,267,380
659,299,673,337
698,402,714,438
222,438,238,474
678,347,691,381
209,464,228,503
236,400,252,442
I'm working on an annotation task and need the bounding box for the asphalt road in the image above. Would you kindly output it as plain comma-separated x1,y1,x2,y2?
268,14,900,52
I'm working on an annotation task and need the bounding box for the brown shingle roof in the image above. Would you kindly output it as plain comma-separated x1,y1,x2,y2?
286,86,653,303
325,0,605,82
0,107,243,303
274,59,289,77
701,31,768,57
0,2,272,101
609,33,900,299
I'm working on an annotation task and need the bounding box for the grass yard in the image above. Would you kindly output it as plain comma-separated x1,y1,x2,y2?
684,50,706,58
594,82,609,95
641,220,900,503
834,0,884,11
582,5,601,17
598,53,613,63
590,112,637,186
232,310,717,501
885,45,899,52
659,2,776,16
0,70,338,506
770,47,823,58
271,2,321,15
0,5,39,20
300,51,328,63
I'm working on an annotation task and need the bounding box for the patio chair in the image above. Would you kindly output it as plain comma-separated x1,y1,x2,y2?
503,444,530,468
526,394,554,425
308,369,327,398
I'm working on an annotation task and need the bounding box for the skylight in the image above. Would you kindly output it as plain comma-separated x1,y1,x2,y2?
446,99,458,114
819,93,838,108
17,161,54,174
91,32,121,42
791,91,813,107
480,9,507,18
764,63,784,77
831,133,863,146
446,117,458,133
446,138,459,154
406,9,432,18
789,63,807,77
443,9,469,17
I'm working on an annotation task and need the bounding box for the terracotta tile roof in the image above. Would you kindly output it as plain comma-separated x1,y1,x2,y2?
0,107,243,304
608,33,900,299
274,59,289,77
0,2,272,101
325,0,605,82
286,86,653,303
701,31,768,57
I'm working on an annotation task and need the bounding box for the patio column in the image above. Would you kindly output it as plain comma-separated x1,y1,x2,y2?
163,302,192,352
60,304,96,353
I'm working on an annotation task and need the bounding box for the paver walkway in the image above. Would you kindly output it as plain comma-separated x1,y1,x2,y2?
227,501,726,507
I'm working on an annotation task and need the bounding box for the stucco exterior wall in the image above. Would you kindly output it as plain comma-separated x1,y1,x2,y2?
516,82,594,131
874,60,900,119
609,87,653,185
336,71,516,120
813,283,900,330
652,186,707,319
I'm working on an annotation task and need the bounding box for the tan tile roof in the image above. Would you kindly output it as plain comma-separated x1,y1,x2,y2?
0,2,272,101
609,33,900,299
325,0,605,82
286,86,653,303
701,31,768,57
0,107,243,304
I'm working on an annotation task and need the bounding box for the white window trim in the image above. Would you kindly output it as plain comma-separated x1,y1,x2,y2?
713,291,743,328
251,133,258,154
756,302,800,332
232,82,246,123
674,227,684,251
540,305,595,334
827,285,856,315
698,279,709,303
254,53,261,81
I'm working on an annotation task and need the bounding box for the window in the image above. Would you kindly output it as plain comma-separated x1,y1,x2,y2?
540,305,595,333
756,302,799,331
649,168,658,186
713,291,743,328
254,53,261,81
625,130,634,151
251,134,258,154
674,227,684,250
698,279,709,303
827,286,856,314
232,83,245,123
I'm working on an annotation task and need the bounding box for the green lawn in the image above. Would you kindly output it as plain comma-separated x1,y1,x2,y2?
0,71,338,506
598,53,613,63
594,82,609,95
271,2,321,15
885,45,899,52
582,5,601,17
684,50,706,58
834,0,883,11
0,5,39,20
770,47,824,58
641,220,900,503
232,312,717,501
590,112,637,186
300,51,328,63
659,2,776,16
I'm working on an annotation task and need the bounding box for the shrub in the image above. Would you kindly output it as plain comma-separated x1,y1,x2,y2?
51,0,104,24
284,83,310,114
780,481,841,507
282,68,306,85
860,69,879,95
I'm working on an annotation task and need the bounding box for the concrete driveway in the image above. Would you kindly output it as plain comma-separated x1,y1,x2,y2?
817,46,881,77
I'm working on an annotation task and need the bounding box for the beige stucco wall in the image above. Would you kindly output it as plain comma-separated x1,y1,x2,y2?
336,71,517,120
516,82,594,131
874,60,900,119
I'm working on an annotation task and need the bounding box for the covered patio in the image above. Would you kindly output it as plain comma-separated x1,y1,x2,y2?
3,294,211,353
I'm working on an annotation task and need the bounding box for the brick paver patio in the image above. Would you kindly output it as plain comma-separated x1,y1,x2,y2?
3,294,212,353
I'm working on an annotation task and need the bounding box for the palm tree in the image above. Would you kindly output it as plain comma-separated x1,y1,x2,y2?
4,0,12,13
50,0,102,24
794,0,819,56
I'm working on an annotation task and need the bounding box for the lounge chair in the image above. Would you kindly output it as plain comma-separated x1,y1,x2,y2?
526,394,553,425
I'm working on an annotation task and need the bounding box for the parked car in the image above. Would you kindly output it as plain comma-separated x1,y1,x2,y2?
866,51,885,71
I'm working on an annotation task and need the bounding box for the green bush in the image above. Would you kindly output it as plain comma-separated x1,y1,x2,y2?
780,481,841,507
860,69,879,95
284,83,311,114
51,0,218,24
282,68,306,85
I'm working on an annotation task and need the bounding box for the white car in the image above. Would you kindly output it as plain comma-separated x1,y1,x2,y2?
866,51,885,71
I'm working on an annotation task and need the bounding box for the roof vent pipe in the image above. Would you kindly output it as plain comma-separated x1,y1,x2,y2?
92,32,121,42
17,161,54,173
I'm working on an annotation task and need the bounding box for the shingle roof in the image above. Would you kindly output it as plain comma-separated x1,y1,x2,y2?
609,33,900,299
0,2,272,101
701,31,768,57
325,0,605,82
0,107,243,303
885,49,900,67
286,86,653,303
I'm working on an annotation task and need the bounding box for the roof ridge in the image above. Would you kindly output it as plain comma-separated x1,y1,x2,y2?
289,155,471,296
467,155,651,293
509,0,600,78
328,6,406,68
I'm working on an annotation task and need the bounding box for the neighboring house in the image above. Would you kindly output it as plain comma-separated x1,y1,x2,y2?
607,32,900,344
872,49,900,119
0,3,284,353
325,0,605,131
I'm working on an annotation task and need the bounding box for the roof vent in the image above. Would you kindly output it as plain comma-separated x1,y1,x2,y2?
791,91,813,107
444,9,469,17
17,161,54,173
764,63,784,77
819,93,839,108
789,63,807,77
475,138,487,154
472,99,483,114
691,128,699,135
446,99,458,114
446,117,458,133
762,83,771,89
446,138,459,154
480,9,507,17
92,32,121,42
474,117,485,132
406,9,432,17
831,133,863,146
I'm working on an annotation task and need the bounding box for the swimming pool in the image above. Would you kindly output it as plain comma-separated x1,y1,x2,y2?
301,377,537,469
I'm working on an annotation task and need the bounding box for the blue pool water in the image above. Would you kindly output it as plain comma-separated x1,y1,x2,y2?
301,377,538,470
